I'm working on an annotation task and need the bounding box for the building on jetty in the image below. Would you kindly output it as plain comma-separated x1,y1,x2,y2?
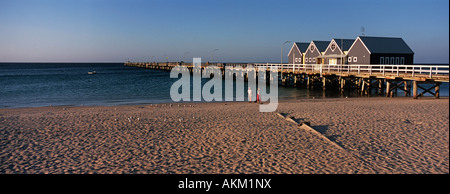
290,36,414,66
347,36,414,65
124,36,447,99
318,38,355,65
288,42,309,65
304,40,331,65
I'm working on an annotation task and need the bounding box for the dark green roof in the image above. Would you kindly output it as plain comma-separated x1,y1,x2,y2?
332,38,355,51
312,41,331,52
359,36,414,54
295,42,310,52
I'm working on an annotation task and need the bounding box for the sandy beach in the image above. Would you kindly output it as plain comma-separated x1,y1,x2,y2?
0,98,448,174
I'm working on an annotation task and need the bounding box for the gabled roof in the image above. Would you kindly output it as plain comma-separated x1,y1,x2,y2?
288,42,309,56
332,38,355,51
311,41,330,52
295,42,310,52
357,36,414,54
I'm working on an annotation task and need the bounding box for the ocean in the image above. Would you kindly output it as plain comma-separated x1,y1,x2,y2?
0,63,448,108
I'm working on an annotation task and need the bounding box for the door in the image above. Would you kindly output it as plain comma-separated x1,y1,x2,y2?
329,58,337,65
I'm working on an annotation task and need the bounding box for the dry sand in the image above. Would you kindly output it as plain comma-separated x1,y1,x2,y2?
0,98,448,174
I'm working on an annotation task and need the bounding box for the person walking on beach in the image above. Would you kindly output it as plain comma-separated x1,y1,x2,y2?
257,88,261,103
248,87,252,103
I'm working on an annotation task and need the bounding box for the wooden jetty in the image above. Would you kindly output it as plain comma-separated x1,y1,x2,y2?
124,61,449,99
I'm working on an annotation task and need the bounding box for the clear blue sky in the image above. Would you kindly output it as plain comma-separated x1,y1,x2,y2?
0,0,448,63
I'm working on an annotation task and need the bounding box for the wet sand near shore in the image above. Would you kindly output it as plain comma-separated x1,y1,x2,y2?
0,98,448,174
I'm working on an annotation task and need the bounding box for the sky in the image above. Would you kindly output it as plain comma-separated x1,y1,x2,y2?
0,0,448,63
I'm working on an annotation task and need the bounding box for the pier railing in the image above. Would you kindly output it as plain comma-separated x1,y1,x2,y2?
125,61,449,81
255,63,449,81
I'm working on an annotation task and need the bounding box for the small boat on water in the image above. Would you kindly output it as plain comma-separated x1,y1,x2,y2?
88,71,97,75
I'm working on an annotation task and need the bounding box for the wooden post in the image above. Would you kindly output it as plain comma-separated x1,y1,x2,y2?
294,75,297,87
361,79,366,96
435,83,440,99
306,75,310,89
322,77,326,91
404,81,408,97
386,81,391,97
379,79,383,95
413,81,418,99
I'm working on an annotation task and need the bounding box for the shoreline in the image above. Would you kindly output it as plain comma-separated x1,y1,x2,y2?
1,97,448,174
2,95,448,110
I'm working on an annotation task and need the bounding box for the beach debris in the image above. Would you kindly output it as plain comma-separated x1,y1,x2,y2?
285,116,299,125
276,112,288,119
275,112,348,153
401,119,411,124
299,121,311,127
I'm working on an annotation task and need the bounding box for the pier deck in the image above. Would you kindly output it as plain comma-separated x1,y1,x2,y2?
124,62,449,99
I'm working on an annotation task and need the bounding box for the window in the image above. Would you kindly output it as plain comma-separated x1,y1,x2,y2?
309,58,312,62
310,45,315,52
400,57,405,65
385,57,390,64
348,57,352,62
299,58,302,63
295,58,298,63
395,57,400,65
380,57,384,64
390,57,395,65
331,44,336,51
353,57,357,63
313,58,316,63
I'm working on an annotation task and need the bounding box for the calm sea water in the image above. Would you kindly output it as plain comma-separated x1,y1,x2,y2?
0,63,448,108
